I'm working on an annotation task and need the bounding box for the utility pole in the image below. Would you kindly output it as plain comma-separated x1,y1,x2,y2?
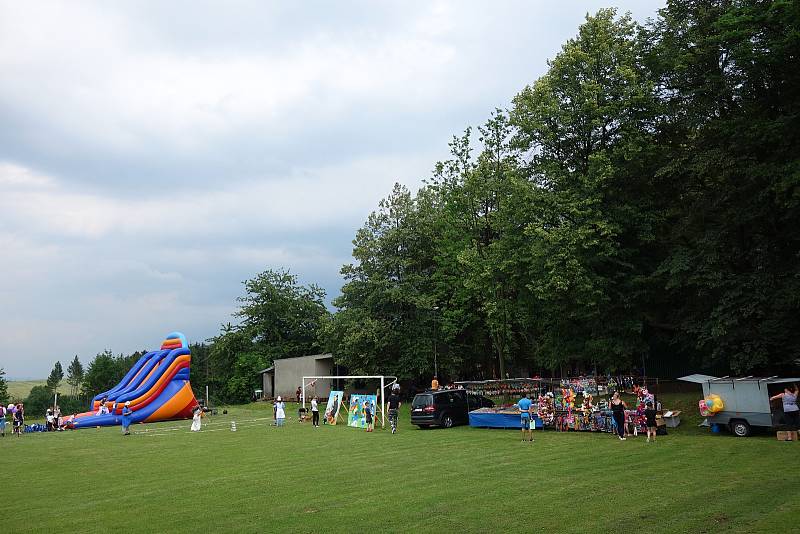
432,306,439,377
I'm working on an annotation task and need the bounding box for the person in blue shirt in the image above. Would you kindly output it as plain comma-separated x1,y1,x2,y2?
121,401,133,436
518,393,534,442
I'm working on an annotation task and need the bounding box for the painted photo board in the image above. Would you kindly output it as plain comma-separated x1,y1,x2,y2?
348,394,378,428
325,391,344,425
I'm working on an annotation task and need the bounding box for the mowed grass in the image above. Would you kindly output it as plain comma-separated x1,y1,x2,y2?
6,380,61,401
3,401,799,533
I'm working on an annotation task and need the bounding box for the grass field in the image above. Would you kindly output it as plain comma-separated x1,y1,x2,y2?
3,400,798,533
6,380,54,401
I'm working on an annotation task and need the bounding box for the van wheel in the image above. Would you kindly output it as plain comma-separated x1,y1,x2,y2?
730,420,751,437
441,414,453,428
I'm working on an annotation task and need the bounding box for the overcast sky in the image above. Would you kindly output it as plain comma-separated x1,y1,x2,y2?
0,1,664,379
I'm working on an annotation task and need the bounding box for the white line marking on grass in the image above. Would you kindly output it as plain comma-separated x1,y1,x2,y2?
138,421,268,436
132,417,272,434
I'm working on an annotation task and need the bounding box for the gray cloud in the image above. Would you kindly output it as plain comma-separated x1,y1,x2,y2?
0,0,664,379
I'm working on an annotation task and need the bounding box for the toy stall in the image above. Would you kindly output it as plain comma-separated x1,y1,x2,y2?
459,377,666,435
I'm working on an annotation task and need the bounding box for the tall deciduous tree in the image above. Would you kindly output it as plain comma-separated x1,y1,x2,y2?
511,8,662,372
648,0,800,372
208,269,329,403
322,184,440,378
81,350,117,398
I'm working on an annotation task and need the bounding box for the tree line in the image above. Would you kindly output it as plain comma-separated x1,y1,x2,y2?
8,1,798,408
325,2,800,382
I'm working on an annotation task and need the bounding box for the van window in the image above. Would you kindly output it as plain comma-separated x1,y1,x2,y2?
412,394,433,408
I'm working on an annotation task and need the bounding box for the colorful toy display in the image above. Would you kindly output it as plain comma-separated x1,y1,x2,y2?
699,394,724,416
68,332,199,429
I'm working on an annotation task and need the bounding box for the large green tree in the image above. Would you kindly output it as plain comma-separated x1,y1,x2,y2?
510,8,663,372
322,184,440,379
81,350,118,398
209,269,329,403
649,0,800,372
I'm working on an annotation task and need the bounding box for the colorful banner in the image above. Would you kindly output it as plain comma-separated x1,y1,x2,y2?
348,394,377,428
325,391,343,425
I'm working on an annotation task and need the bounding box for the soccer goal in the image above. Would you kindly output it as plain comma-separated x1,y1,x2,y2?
301,375,398,428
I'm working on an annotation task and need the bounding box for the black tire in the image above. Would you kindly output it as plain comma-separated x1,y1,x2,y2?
416,425,430,429
730,420,751,437
441,414,454,428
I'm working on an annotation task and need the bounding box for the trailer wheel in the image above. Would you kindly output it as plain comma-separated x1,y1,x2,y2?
729,420,751,437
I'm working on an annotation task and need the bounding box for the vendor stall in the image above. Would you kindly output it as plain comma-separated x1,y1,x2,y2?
457,376,667,435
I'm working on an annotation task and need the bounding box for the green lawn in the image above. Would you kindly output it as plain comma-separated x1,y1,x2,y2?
3,401,798,533
6,380,51,401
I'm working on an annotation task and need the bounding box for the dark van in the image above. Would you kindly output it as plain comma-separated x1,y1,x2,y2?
410,389,494,428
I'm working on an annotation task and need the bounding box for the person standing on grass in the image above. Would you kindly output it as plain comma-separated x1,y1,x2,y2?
518,393,534,442
611,392,627,441
46,409,54,432
13,404,24,436
0,404,6,437
121,401,133,435
296,387,302,404
275,396,286,427
645,402,657,443
311,396,319,427
770,384,799,439
387,389,401,434
364,400,374,432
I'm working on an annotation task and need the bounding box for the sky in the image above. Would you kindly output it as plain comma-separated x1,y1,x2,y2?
0,0,665,379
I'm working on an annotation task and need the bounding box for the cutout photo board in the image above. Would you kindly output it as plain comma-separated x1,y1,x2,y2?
325,391,344,424
348,394,377,428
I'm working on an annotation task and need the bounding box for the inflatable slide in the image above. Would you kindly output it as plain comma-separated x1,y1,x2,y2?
70,332,199,429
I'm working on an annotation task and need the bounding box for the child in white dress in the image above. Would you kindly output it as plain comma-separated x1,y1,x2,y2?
190,406,202,432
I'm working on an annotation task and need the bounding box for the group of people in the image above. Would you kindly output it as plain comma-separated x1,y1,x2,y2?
270,383,403,434
45,407,78,432
0,403,25,437
516,390,659,443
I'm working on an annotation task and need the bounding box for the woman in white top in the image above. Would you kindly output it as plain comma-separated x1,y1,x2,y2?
770,384,799,436
311,397,319,427
275,396,286,427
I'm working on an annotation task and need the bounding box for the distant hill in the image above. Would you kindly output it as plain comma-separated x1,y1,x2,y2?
7,380,65,401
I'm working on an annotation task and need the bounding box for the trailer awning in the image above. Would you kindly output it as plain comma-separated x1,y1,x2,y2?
679,374,800,384
678,374,717,383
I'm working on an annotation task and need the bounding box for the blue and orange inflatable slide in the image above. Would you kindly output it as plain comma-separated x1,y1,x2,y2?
70,332,199,429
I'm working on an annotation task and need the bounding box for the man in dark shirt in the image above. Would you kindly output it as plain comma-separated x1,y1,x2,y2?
387,391,401,434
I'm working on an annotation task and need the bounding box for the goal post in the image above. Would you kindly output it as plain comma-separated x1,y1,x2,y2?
302,375,397,428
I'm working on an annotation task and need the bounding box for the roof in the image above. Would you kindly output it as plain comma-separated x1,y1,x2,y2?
677,374,718,384
679,374,800,384
256,354,333,375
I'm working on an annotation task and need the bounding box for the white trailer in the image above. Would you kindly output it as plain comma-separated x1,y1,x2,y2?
679,374,800,437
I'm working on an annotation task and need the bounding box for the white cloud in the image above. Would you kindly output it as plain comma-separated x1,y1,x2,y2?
0,0,666,378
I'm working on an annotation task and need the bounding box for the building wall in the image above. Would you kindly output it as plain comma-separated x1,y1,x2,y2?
273,355,334,400
311,358,334,400
262,372,274,399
